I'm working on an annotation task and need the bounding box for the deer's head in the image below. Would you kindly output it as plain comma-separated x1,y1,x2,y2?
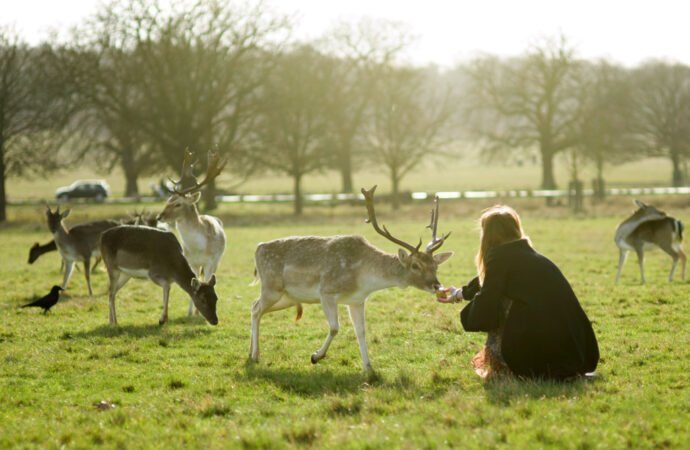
157,150,227,224
190,275,218,325
46,205,70,234
28,243,41,264
631,199,667,220
362,185,453,293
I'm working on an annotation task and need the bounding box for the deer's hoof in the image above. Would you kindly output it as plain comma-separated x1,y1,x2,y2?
158,318,167,326
311,354,319,364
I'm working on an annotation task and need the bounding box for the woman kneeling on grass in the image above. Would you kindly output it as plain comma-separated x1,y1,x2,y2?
437,205,599,380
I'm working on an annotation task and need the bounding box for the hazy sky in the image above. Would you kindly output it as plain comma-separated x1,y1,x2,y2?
2,0,688,68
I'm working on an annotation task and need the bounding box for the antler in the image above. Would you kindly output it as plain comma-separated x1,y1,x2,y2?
361,185,421,253
168,149,199,191
172,150,227,196
425,195,451,253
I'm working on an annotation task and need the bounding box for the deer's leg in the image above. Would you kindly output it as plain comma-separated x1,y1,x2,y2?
84,257,93,297
680,248,686,280
634,247,646,284
659,241,686,282
250,290,282,361
62,260,75,290
311,297,339,364
108,271,130,326
348,303,372,372
615,249,628,285
188,265,202,317
159,283,171,325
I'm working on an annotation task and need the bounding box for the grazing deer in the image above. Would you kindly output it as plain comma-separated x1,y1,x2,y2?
45,206,119,296
28,240,58,264
100,225,219,326
250,185,453,372
157,151,227,316
615,200,686,284
31,212,158,268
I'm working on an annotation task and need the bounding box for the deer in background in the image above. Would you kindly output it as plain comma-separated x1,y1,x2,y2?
250,185,453,372
31,210,161,267
45,206,119,296
100,225,219,326
157,151,227,316
615,199,686,284
28,240,58,264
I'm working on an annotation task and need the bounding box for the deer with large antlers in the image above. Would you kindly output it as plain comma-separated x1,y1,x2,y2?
249,185,453,372
615,199,686,284
157,151,227,316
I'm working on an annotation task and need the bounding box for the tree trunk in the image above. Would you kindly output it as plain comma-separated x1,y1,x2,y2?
540,144,557,206
592,156,606,201
293,173,303,215
203,179,218,211
121,147,139,198
540,147,557,189
671,148,684,187
292,174,304,216
0,140,6,223
391,168,400,211
339,151,354,194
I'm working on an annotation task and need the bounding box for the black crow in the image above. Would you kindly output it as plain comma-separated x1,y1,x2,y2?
21,285,63,313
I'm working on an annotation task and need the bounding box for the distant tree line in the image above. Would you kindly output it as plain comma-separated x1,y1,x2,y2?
1,0,690,221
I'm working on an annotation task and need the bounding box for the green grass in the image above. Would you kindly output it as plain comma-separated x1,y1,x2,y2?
1,201,689,449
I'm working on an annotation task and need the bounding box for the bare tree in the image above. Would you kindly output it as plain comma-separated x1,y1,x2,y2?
630,61,690,187
576,60,638,200
465,36,582,191
366,64,455,209
86,0,288,208
318,19,412,193
56,39,159,197
0,30,75,221
252,45,333,215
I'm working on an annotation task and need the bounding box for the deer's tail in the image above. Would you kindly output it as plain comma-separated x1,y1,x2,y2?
674,219,684,241
249,267,260,286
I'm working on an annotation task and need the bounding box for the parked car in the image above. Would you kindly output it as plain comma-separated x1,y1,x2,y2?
55,180,110,202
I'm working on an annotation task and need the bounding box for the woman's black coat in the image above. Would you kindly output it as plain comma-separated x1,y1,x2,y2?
460,239,599,379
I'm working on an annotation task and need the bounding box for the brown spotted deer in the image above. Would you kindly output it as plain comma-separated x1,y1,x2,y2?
615,200,686,284
45,206,119,296
250,185,453,372
100,225,219,326
31,211,158,266
157,151,227,316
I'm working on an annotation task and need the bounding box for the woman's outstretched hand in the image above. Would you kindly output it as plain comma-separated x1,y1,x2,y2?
436,286,461,303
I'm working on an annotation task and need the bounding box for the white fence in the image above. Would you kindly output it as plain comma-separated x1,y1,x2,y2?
16,186,690,206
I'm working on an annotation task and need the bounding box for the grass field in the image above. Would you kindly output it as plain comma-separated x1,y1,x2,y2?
1,199,689,449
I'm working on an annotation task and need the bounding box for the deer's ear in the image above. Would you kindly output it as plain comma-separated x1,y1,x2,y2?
61,209,71,218
189,192,202,204
191,278,200,291
434,251,454,265
208,274,216,287
634,199,646,209
397,249,411,266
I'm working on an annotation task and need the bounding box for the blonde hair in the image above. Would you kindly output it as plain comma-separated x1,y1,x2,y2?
475,205,528,282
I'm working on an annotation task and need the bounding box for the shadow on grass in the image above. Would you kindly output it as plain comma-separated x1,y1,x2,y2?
241,362,370,397
482,374,601,405
67,316,213,340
